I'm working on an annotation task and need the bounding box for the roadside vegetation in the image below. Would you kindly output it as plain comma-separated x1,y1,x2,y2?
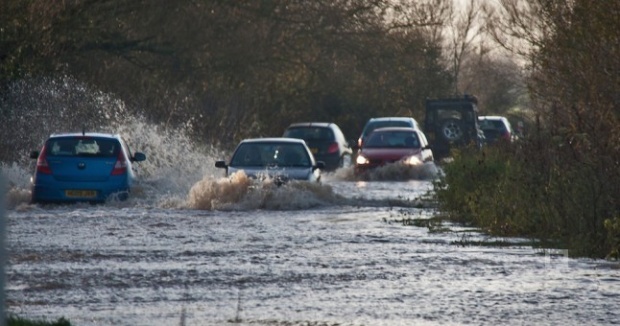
434,0,620,259
7,315,71,326
1,1,618,258
435,140,620,258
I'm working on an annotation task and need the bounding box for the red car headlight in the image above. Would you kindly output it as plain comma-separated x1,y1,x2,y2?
356,155,370,165
403,155,423,165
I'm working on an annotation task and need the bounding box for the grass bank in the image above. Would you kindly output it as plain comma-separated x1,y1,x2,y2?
433,139,620,259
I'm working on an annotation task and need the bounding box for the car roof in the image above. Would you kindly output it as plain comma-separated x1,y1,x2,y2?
368,117,416,122
365,117,419,129
286,122,336,129
478,116,507,120
370,127,419,133
239,137,307,144
48,132,120,139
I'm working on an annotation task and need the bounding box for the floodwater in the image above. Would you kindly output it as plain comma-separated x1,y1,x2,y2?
4,163,620,326
1,78,618,325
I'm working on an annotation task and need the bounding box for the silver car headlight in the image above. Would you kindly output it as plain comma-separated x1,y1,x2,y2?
356,154,369,165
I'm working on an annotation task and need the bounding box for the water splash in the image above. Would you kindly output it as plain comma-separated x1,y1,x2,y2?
324,162,439,182
187,171,340,211
110,115,221,207
361,162,439,181
2,162,34,210
1,76,128,165
0,76,219,210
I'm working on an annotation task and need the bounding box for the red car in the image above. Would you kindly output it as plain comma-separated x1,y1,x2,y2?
354,127,434,174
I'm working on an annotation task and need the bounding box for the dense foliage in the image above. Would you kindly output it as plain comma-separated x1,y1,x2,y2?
0,0,456,153
435,140,619,258
435,0,620,258
1,1,529,160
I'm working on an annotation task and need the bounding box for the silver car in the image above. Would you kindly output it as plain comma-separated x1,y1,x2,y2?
215,138,325,185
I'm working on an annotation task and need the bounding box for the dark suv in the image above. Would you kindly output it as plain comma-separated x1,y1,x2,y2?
424,95,484,159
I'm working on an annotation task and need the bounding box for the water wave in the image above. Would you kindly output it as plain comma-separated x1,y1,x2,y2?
187,171,340,211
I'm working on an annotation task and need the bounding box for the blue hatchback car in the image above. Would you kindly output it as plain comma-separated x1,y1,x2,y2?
29,132,146,204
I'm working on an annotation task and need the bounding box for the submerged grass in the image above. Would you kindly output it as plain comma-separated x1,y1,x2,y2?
7,315,71,326
451,239,540,248
383,210,452,233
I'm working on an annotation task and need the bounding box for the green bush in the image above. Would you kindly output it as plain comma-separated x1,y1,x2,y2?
435,144,539,235
434,135,619,258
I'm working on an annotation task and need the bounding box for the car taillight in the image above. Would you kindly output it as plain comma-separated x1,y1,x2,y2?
36,147,52,174
327,142,339,154
502,131,511,141
111,151,128,175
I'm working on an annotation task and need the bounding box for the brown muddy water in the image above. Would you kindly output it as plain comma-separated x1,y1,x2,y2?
3,162,620,326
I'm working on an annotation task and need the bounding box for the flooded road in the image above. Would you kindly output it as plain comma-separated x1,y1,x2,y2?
4,168,620,326
2,75,618,326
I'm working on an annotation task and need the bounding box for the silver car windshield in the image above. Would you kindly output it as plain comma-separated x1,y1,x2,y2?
230,143,311,167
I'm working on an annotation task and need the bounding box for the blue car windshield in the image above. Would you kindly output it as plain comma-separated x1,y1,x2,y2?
230,142,311,167
46,137,120,158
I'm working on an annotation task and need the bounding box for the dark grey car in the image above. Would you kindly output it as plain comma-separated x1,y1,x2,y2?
283,122,353,171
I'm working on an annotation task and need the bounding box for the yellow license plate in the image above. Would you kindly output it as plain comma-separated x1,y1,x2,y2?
310,148,318,154
65,190,97,198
